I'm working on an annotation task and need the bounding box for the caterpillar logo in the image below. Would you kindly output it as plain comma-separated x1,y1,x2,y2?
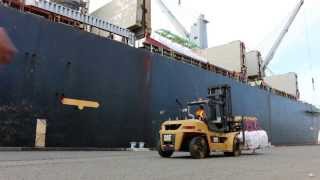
61,97,100,110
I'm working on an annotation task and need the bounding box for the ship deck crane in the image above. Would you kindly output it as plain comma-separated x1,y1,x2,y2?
156,0,189,38
261,0,304,74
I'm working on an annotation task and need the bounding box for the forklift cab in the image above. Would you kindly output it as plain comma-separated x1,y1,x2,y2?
186,99,209,120
185,85,238,133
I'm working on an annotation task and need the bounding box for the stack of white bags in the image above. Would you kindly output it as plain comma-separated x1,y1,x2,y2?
238,130,269,150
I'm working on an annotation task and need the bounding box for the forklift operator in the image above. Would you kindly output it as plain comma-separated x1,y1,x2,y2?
195,105,206,121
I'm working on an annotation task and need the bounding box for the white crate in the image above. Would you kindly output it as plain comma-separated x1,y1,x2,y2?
263,72,299,97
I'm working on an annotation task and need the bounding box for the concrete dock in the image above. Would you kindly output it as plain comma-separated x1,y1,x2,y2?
0,146,319,180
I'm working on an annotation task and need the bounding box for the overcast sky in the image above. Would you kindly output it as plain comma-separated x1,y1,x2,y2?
90,0,320,106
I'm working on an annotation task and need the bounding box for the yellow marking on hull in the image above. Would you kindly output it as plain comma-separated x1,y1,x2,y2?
61,98,100,110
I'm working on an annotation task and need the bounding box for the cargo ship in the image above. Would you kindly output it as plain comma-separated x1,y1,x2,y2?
0,0,319,148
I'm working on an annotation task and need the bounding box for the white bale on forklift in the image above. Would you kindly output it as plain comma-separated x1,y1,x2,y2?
237,117,269,151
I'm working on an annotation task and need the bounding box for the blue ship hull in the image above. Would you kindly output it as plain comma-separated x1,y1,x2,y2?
0,6,319,147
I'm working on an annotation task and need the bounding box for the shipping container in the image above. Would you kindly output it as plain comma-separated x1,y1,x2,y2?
246,50,262,79
203,41,247,74
90,0,145,37
148,33,208,62
263,72,299,97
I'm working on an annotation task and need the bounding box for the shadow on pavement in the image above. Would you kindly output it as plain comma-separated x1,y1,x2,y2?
168,152,263,159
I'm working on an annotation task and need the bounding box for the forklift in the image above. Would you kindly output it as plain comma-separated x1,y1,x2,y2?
158,85,245,159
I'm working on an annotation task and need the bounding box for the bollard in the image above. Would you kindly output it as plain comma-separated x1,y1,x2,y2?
130,142,137,149
138,142,145,149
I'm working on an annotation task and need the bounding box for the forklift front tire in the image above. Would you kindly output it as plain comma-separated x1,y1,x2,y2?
231,138,241,157
189,136,208,159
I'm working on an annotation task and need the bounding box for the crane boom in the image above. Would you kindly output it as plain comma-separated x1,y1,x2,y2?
156,0,189,38
262,0,304,72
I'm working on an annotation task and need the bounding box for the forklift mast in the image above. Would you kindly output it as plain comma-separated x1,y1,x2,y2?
207,85,234,132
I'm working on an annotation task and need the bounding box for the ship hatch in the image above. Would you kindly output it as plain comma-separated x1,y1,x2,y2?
35,119,47,148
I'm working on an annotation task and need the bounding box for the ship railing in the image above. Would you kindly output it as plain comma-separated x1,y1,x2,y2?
142,42,248,83
143,41,299,101
2,0,135,46
255,81,298,100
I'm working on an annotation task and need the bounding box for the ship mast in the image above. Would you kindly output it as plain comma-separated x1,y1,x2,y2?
261,0,304,75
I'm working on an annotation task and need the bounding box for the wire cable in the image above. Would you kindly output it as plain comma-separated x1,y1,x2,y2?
302,3,315,93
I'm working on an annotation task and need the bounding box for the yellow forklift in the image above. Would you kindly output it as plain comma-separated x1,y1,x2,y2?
158,85,245,159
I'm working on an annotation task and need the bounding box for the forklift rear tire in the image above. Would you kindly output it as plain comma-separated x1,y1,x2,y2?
189,136,208,159
158,149,174,158
158,141,174,158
